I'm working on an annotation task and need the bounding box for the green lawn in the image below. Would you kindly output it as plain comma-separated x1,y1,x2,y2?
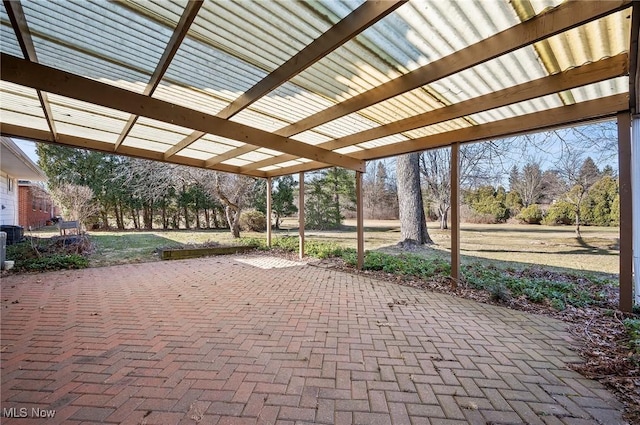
21,220,619,276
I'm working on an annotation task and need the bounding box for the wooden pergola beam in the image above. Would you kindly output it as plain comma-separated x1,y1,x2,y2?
274,0,631,138
243,54,628,173
264,94,628,177
3,0,57,141
114,0,203,151
166,0,406,159
0,123,267,177
353,94,629,160
1,53,365,172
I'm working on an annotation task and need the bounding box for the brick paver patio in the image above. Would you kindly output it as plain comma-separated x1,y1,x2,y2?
1,255,625,424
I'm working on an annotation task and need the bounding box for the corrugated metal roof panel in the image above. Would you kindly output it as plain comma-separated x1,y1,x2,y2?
0,82,49,131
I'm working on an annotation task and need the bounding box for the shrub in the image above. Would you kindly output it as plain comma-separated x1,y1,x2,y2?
239,210,267,232
516,204,543,224
624,319,640,354
543,201,574,225
19,254,89,271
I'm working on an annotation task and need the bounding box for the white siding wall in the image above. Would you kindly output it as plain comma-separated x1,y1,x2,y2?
0,171,18,226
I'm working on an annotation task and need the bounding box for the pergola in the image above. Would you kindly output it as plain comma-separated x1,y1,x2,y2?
0,0,637,310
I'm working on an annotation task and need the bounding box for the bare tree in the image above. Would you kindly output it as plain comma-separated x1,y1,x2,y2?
396,153,432,245
50,183,99,231
419,143,505,230
508,162,545,207
199,171,255,238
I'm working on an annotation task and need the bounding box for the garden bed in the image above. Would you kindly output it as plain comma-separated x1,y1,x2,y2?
160,245,256,260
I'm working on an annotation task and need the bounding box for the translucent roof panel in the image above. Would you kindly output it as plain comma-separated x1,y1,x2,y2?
152,83,229,117
311,113,381,139
31,35,150,93
291,131,333,146
47,94,130,144
0,5,21,57
358,134,409,150
403,118,473,140
249,82,335,125
230,109,290,133
0,82,48,131
124,118,194,151
536,10,630,73
292,0,523,105
570,77,628,103
161,35,266,103
186,0,361,73
22,1,172,74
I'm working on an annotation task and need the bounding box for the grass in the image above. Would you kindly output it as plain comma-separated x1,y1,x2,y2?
13,220,619,280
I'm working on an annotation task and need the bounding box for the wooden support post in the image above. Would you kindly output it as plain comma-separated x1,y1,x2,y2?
356,171,364,270
299,172,305,260
450,143,461,286
266,177,272,248
618,112,633,312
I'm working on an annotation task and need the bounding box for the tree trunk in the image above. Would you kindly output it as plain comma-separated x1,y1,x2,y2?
131,208,139,229
183,205,190,229
225,205,241,238
204,208,210,229
396,153,433,245
575,211,581,237
439,207,448,230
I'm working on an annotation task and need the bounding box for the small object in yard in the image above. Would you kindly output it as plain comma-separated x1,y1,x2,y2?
3,260,14,270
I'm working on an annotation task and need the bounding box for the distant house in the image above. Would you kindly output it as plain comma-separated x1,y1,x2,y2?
0,137,47,227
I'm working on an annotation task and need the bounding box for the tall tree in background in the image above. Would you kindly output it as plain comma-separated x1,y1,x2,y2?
397,153,432,245
363,161,398,219
558,155,601,237
250,176,298,229
305,168,355,230
508,162,545,208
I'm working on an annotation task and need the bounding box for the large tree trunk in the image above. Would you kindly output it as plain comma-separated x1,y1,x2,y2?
397,153,433,245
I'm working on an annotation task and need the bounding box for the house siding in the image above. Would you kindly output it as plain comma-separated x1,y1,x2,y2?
0,171,18,226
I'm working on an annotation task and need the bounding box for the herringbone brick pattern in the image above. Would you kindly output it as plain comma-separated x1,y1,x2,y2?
1,255,625,424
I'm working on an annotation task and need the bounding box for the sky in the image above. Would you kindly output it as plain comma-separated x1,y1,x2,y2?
9,120,619,185
13,138,39,165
